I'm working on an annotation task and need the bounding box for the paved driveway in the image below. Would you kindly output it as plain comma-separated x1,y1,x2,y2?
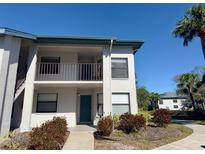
155,123,205,150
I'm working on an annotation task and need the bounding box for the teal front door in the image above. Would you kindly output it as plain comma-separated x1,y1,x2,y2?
80,95,91,123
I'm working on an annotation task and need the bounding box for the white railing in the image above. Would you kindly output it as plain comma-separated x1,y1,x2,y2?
35,63,103,81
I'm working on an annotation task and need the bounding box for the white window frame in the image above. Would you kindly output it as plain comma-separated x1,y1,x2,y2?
97,93,103,116
111,58,129,79
36,93,58,113
112,93,130,115
173,99,178,103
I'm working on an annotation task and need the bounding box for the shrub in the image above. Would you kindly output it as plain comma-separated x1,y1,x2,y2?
4,131,16,139
97,116,113,136
118,113,146,134
119,113,135,134
112,115,120,129
29,116,68,150
153,109,171,127
3,132,30,150
138,110,152,123
134,115,146,130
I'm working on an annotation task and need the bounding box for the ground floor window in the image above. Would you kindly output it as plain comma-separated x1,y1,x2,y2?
112,93,130,115
37,93,58,112
97,93,103,116
173,105,178,109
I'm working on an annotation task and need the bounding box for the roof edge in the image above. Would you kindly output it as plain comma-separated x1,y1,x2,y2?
0,27,144,52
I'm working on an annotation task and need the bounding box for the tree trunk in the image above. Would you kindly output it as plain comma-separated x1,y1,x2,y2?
199,36,205,59
190,93,197,111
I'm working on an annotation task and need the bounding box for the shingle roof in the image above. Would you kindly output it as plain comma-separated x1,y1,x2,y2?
160,92,187,99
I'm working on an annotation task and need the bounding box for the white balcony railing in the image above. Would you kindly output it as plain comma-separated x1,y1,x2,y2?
35,63,103,81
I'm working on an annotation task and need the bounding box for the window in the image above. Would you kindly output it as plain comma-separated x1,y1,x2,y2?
173,105,178,109
40,57,60,74
112,58,128,78
37,93,57,112
97,93,103,116
181,100,185,103
173,99,177,103
112,93,130,115
159,100,163,104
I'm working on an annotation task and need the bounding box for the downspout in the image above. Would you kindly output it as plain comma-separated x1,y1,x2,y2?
109,39,113,116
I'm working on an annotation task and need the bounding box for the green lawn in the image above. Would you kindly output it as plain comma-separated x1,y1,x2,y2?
190,120,205,125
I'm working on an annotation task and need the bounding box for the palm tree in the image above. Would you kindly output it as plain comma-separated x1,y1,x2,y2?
175,73,200,111
149,92,160,110
173,4,205,58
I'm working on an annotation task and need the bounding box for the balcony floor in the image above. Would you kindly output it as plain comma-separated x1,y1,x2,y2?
34,80,103,88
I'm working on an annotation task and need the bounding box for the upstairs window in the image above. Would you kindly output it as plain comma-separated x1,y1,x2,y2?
112,58,128,79
173,99,177,103
181,100,185,103
40,57,60,74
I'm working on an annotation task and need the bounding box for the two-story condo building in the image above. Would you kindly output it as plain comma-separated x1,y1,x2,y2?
158,92,188,110
0,28,143,136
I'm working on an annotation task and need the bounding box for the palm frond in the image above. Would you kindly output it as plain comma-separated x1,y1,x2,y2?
173,4,205,46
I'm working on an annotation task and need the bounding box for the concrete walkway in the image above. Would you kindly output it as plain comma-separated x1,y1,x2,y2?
155,123,205,150
62,125,96,150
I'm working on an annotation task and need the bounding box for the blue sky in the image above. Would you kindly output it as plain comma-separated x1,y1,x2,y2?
0,3,204,93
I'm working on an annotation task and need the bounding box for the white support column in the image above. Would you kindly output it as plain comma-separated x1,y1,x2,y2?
102,48,112,116
129,54,138,114
20,46,37,132
0,36,21,135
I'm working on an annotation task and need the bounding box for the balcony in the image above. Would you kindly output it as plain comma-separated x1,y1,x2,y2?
35,63,103,81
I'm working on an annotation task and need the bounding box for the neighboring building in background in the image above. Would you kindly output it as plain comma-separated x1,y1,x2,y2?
0,27,143,136
158,92,188,110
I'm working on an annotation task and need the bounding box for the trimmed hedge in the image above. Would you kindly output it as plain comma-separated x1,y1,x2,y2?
170,110,205,120
134,114,146,130
97,116,113,136
29,117,68,150
119,113,146,134
119,113,135,134
153,109,171,127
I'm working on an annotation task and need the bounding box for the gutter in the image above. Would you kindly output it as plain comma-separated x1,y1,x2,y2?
109,39,113,116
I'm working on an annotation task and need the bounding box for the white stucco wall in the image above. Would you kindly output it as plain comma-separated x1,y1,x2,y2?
31,87,77,127
158,98,185,110
0,36,21,135
26,45,138,129
110,46,138,114
0,37,4,70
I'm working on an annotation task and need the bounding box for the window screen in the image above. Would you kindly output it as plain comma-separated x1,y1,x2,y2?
112,93,130,115
159,100,163,104
173,99,177,103
97,93,103,116
112,58,128,78
173,105,178,108
37,93,57,112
